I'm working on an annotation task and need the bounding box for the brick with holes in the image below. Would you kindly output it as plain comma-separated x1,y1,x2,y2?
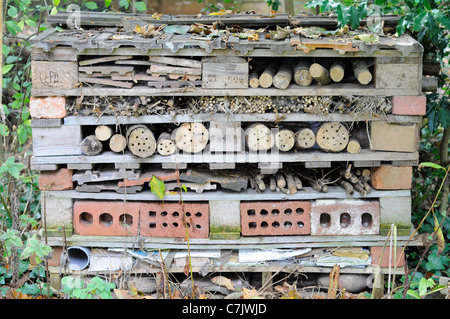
241,201,311,236
310,199,380,236
73,200,140,236
139,202,209,238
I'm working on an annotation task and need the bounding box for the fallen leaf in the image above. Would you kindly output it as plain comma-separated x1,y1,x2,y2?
356,33,379,43
243,287,262,299
211,275,234,290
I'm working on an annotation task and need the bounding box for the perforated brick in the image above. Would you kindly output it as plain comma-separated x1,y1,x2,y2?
241,201,311,236
310,200,380,236
73,201,140,236
140,202,209,238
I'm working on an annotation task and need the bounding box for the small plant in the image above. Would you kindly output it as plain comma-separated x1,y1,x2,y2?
60,276,116,299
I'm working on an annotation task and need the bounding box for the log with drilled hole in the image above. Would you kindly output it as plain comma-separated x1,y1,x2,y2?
156,132,177,156
275,129,295,152
309,63,331,85
295,127,316,150
109,133,127,153
126,124,156,158
316,122,349,152
173,122,209,153
293,61,313,87
245,123,275,151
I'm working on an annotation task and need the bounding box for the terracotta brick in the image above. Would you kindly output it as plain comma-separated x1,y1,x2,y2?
241,201,311,236
140,202,209,238
73,201,140,236
310,200,380,236
370,246,406,268
39,168,74,191
30,96,66,119
371,166,412,190
30,246,63,267
392,95,426,116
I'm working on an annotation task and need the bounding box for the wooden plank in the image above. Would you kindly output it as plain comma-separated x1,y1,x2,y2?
148,56,202,69
31,83,423,97
79,75,134,89
148,64,202,76
202,60,248,89
32,126,82,156
31,61,78,90
31,118,62,128
79,55,133,66
79,66,134,75
375,57,422,94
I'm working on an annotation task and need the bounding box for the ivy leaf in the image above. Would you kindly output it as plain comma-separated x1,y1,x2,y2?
336,4,350,27
105,0,112,8
85,2,98,10
150,176,165,200
7,6,18,18
134,1,147,11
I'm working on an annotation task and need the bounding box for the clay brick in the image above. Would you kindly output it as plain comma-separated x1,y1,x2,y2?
392,95,426,116
39,168,74,191
30,246,63,267
29,96,66,119
370,166,412,190
370,121,419,152
140,202,209,238
370,246,406,268
73,201,140,236
241,201,311,236
310,200,380,236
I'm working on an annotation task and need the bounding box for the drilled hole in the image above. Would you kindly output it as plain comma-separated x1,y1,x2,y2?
149,223,156,229
79,212,93,226
272,221,280,228
162,222,168,227
320,213,331,227
161,211,168,217
173,212,179,217
195,212,202,217
186,212,191,217
284,208,292,215
296,208,304,214
284,221,292,228
99,213,113,227
247,209,256,216
340,213,351,228
173,222,178,227
297,221,304,228
149,211,156,217
196,224,202,229
249,222,257,228
271,209,280,215
260,209,268,216
362,213,373,228
261,221,268,228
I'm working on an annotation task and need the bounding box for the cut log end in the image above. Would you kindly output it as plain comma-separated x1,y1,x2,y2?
316,122,349,152
109,134,127,153
81,135,103,156
275,129,295,152
95,125,113,141
126,124,156,158
245,123,275,151
295,128,316,150
173,122,209,153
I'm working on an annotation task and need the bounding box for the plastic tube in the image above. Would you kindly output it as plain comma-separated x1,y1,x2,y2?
67,246,91,270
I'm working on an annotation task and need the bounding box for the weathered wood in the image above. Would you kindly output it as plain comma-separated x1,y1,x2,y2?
316,122,349,152
275,129,295,152
95,125,113,141
173,122,209,153
156,132,177,156
276,173,286,189
79,55,133,66
148,64,202,76
79,75,134,89
285,173,297,195
32,126,82,156
259,64,278,88
309,63,331,85
31,61,78,89
352,60,372,85
272,63,293,90
295,127,316,150
81,135,103,156
202,58,248,89
370,122,419,152
109,134,127,153
148,56,202,69
375,57,421,94
126,124,156,158
293,61,312,87
245,123,275,151
330,61,345,82
79,66,134,75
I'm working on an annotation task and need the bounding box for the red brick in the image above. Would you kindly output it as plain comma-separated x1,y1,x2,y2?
140,202,209,238
241,201,311,236
39,168,74,191
392,95,426,116
310,200,380,236
73,201,140,236
371,166,412,190
370,246,406,268
30,96,66,119
30,246,62,267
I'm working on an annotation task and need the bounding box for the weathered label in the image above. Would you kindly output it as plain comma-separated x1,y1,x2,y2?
202,62,248,89
31,61,78,89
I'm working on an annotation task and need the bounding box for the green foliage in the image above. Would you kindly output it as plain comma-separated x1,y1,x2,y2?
150,176,165,200
61,276,116,299
267,0,282,12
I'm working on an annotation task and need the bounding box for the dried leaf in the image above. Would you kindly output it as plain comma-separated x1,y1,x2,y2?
211,275,234,290
356,33,379,43
183,255,191,276
434,215,445,256
243,287,262,299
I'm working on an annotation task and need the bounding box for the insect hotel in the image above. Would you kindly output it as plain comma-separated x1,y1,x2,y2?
30,12,428,296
